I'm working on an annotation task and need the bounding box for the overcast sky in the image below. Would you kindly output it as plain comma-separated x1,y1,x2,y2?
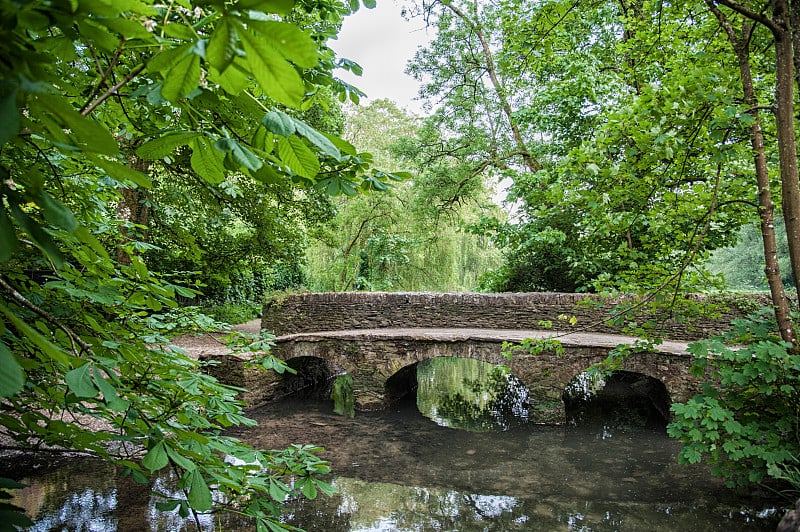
329,1,434,114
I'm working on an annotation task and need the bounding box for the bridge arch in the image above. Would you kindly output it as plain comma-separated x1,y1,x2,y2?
261,330,698,423
385,363,418,403
563,370,672,430
278,356,344,399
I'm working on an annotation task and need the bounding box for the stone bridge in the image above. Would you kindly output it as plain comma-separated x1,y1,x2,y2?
207,292,751,423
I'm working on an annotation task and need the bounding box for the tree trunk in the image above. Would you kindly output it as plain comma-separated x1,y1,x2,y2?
772,0,800,302
116,155,150,266
706,0,798,346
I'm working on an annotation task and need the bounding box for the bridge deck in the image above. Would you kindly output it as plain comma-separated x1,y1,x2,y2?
275,328,690,356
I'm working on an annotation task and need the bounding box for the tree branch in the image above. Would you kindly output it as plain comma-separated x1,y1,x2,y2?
80,63,146,117
0,276,94,356
712,0,781,33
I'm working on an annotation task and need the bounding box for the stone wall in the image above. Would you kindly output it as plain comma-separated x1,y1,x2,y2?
262,291,761,341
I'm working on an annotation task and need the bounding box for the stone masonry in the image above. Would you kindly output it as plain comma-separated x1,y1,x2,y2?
264,329,695,423
262,291,758,341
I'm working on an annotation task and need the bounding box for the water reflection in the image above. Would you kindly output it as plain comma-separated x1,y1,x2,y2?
8,397,783,531
416,357,530,431
563,370,672,434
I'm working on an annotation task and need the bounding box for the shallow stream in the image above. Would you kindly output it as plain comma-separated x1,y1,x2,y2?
8,357,787,531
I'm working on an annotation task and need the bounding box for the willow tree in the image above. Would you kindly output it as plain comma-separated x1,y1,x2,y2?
304,99,504,291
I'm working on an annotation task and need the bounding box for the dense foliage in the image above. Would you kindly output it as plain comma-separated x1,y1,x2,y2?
707,220,795,291
412,0,758,296
0,0,403,528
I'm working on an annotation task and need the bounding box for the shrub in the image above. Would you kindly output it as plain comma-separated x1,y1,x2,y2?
667,310,800,488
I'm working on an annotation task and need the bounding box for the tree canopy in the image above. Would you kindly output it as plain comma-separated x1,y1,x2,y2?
405,0,800,490
0,0,403,528
304,99,504,292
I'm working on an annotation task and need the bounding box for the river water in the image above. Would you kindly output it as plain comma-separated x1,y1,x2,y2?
9,357,787,531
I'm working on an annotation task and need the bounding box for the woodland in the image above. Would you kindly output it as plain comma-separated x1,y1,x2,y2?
2,0,800,529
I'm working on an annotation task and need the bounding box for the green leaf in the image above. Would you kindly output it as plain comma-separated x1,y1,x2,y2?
292,118,341,159
209,60,251,95
238,0,296,15
300,477,317,499
0,341,24,398
237,25,304,108
362,0,376,7
708,405,727,421
37,192,78,232
191,137,226,184
268,478,289,502
186,470,212,511
246,21,317,68
681,446,703,464
206,18,237,72
251,125,274,151
137,132,202,160
36,96,118,155
8,203,63,267
142,441,169,472
65,363,99,398
88,155,152,188
252,164,283,184
155,499,182,512
277,136,319,178
214,138,262,171
0,304,72,365
0,80,19,146
262,110,296,136
92,367,129,412
147,45,192,74
314,478,337,497
100,16,155,41
165,444,197,471
78,19,121,52
161,53,201,102
387,171,413,181
74,226,110,262
323,133,358,156
163,23,198,41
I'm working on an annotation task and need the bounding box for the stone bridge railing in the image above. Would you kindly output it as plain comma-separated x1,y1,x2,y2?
262,291,759,341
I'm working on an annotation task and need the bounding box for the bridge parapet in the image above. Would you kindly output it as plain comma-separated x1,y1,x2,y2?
262,291,758,341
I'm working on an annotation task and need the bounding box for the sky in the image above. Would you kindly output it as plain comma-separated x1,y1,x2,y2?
329,1,434,114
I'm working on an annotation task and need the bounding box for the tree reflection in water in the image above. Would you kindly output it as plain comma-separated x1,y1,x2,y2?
416,357,530,431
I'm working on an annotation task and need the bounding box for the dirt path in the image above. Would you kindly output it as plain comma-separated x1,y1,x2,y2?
172,318,263,358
